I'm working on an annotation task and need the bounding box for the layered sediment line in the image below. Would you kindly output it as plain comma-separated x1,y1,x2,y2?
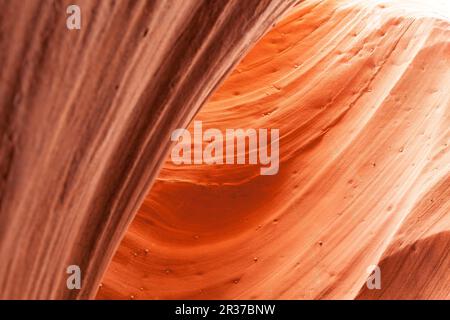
98,0,450,299
0,0,294,299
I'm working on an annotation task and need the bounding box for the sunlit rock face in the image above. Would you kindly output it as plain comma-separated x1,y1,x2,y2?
98,0,450,300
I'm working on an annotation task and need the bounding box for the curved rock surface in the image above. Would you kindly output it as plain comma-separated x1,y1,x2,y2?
0,0,293,299
98,0,450,299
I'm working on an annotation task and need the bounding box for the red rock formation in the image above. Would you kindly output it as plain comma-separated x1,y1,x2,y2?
98,0,450,300
0,0,448,300
0,0,294,299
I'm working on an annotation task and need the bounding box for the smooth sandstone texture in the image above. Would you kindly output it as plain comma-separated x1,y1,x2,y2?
98,0,450,299
0,0,295,299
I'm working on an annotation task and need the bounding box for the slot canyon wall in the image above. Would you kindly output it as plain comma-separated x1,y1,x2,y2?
0,0,295,299
0,0,449,300
98,0,450,300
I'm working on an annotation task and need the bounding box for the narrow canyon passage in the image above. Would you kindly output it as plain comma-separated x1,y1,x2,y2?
0,0,448,300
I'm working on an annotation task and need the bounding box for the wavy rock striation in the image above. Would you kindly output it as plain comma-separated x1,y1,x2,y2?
98,0,450,299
